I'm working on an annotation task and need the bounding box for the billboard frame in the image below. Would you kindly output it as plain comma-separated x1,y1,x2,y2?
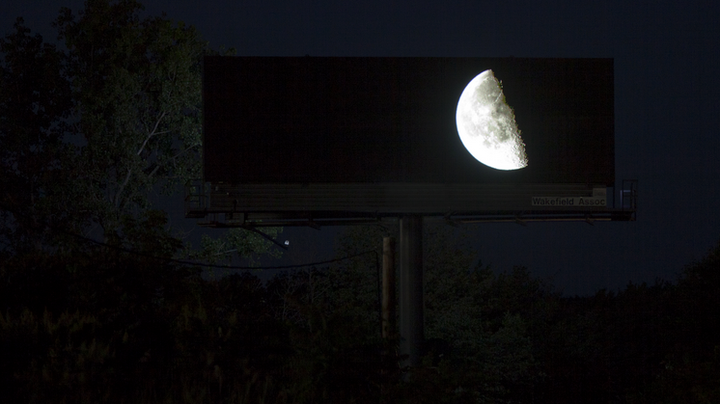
192,56,635,227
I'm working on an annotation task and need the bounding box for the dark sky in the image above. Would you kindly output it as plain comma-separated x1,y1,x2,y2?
4,0,720,295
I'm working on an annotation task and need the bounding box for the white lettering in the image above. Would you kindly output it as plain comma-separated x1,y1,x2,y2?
532,197,606,207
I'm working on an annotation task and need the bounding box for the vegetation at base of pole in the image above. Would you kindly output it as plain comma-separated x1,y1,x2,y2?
2,219,720,403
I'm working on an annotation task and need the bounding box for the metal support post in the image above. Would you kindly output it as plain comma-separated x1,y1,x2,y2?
382,237,396,340
399,215,423,368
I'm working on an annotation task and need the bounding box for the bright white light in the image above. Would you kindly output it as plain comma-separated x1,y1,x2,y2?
455,70,528,170
284,240,290,246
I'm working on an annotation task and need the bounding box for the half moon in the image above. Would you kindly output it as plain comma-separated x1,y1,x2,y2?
455,70,528,170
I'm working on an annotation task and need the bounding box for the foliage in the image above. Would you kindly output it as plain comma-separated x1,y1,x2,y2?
265,243,385,403
53,0,207,238
319,222,550,403
1,0,206,243
1,308,113,403
1,0,281,264
188,227,284,274
0,249,292,403
0,17,74,253
3,222,720,402
634,240,720,403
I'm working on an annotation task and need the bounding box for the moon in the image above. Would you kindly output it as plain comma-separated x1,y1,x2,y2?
455,70,528,170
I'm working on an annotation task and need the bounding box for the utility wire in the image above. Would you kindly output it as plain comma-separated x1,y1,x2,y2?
0,202,378,270
77,232,378,270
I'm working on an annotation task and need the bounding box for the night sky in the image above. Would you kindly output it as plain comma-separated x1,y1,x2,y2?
4,0,720,295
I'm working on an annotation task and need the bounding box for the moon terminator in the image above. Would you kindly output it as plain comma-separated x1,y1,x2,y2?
455,70,528,170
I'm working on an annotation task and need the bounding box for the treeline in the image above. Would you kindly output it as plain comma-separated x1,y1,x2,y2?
2,225,719,403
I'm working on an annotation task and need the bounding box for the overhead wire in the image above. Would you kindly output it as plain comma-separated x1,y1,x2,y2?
78,232,378,270
0,202,379,270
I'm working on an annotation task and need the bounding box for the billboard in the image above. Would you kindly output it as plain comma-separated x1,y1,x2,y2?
200,56,619,221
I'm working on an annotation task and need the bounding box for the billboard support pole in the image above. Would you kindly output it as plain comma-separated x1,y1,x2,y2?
382,237,396,340
399,215,423,370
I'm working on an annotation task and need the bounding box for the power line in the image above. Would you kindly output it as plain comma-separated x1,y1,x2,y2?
77,232,377,270
0,202,378,270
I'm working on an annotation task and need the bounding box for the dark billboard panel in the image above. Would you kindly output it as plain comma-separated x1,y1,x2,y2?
203,56,614,186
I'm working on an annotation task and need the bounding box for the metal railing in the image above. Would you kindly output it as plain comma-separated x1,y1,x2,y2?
185,180,209,219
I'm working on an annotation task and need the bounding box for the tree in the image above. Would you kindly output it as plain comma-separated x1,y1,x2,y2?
1,0,281,263
53,0,206,241
2,0,204,249
0,18,73,253
323,222,551,403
